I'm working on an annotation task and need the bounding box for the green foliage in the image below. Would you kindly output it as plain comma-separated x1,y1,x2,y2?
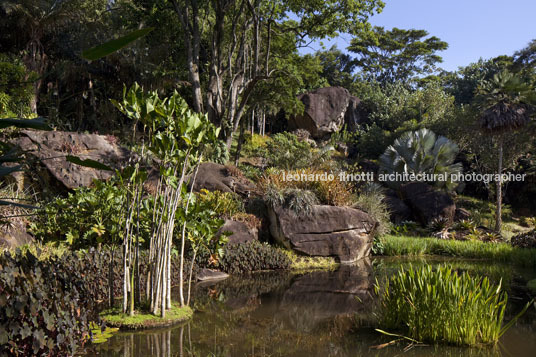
218,241,291,274
0,249,95,356
375,265,530,345
353,183,391,236
264,186,319,217
88,322,118,344
349,27,448,84
0,54,34,118
31,179,150,248
100,304,192,330
351,82,457,159
195,189,244,219
381,235,536,268
264,132,317,170
82,28,154,61
375,266,508,345
378,128,462,191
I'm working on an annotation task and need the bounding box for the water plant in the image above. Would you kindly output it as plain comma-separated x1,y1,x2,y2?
374,264,533,346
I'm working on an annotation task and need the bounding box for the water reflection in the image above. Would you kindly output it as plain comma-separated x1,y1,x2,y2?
86,257,536,357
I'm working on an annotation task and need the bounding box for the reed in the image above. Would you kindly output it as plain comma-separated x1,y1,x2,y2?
375,265,531,346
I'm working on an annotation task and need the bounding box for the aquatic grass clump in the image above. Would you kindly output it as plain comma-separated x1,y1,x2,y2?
375,265,529,346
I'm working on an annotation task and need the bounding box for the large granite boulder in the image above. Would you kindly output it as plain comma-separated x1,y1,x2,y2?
268,205,377,263
10,130,132,190
216,219,258,244
401,182,456,226
289,87,362,139
189,163,256,197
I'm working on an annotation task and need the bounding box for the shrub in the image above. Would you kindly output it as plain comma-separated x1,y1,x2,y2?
264,186,319,217
353,183,391,236
263,132,331,170
30,179,151,248
259,168,355,206
375,265,529,346
378,128,462,191
218,241,291,274
195,189,244,219
0,250,94,356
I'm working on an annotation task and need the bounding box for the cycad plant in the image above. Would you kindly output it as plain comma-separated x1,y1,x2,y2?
475,70,535,233
378,128,462,191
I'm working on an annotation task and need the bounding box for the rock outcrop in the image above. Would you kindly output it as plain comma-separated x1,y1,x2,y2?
268,204,377,263
401,182,456,226
289,87,362,139
189,163,256,197
10,130,132,190
216,219,258,244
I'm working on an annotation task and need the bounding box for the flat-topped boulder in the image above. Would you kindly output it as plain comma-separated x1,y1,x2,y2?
268,204,377,264
289,87,362,139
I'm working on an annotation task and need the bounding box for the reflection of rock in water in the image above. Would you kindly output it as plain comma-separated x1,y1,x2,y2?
278,258,373,331
193,271,293,311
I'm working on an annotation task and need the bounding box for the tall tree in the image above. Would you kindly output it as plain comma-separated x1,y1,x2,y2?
348,26,448,84
168,0,384,147
475,70,535,233
0,0,89,113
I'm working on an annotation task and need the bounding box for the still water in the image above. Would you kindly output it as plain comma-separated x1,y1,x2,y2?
84,257,536,357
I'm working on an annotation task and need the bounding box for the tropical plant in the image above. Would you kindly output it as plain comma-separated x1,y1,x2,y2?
374,264,532,346
475,70,536,232
378,128,463,191
113,83,221,316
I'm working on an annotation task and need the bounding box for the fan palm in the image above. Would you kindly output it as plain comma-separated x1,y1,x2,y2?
475,70,535,233
379,128,462,191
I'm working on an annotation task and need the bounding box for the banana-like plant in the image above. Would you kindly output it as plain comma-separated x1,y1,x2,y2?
379,128,462,191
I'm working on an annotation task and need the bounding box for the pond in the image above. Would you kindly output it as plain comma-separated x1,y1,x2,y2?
83,257,536,357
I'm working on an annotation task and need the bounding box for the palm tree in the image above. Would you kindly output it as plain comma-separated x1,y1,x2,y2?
379,128,463,191
475,70,535,233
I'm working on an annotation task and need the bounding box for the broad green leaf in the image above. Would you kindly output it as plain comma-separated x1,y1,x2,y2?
0,117,52,130
82,28,154,61
66,156,113,171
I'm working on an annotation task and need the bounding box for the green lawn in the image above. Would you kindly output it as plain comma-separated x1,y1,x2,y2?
380,234,536,268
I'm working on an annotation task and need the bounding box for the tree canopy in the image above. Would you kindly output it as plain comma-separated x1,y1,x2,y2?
348,26,448,84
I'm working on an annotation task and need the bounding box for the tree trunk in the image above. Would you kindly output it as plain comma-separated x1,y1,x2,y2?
495,136,503,233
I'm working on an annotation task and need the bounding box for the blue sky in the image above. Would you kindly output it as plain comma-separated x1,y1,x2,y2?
299,0,536,72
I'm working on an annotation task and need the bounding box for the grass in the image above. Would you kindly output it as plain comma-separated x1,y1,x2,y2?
284,250,339,271
100,304,193,330
455,195,531,240
375,265,529,346
380,234,536,268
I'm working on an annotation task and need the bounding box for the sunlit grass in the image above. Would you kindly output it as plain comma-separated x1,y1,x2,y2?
375,265,531,346
381,235,536,268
